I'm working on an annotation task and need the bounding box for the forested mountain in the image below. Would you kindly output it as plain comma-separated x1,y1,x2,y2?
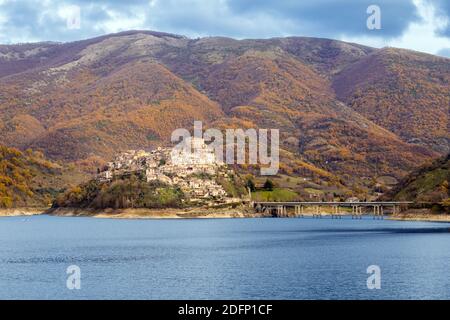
0,145,85,208
0,30,448,195
332,48,450,153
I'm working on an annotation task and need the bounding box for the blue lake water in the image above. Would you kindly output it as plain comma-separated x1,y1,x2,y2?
0,215,450,300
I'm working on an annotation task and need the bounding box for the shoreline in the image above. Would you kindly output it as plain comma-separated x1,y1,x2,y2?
2,207,449,222
389,213,450,223
0,207,48,217
45,206,262,219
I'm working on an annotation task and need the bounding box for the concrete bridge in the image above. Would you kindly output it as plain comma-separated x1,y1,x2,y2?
253,201,413,219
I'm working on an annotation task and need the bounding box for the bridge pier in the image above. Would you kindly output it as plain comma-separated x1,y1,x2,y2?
294,205,304,218
276,205,288,217
254,201,411,219
313,205,322,218
373,205,384,220
352,206,361,219
392,205,398,215
332,205,342,219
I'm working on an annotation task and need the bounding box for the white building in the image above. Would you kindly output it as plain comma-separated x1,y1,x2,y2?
97,138,228,201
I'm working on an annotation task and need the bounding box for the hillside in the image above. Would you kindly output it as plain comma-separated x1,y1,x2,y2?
0,54,223,161
332,48,450,153
0,145,86,208
0,30,448,196
386,153,449,205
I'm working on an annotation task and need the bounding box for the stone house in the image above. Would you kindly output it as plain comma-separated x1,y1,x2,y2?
97,138,229,201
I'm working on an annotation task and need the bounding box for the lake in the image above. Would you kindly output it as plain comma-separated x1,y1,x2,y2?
0,215,449,300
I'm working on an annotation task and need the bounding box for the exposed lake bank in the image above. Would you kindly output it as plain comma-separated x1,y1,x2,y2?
390,209,450,223
45,206,258,219
0,207,48,217
2,207,450,222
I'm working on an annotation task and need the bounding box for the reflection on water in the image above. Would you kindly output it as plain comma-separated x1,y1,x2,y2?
294,227,450,234
0,215,449,300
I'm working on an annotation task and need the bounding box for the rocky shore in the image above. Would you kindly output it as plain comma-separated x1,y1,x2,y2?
45,206,262,219
3,207,450,222
0,207,48,217
45,207,361,219
389,209,450,222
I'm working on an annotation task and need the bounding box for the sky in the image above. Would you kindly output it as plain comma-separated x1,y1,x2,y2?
0,0,449,57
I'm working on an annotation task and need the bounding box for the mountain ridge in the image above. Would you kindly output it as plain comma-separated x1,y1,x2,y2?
0,30,448,195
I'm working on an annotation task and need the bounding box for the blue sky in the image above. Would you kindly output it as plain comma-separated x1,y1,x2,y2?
0,0,449,57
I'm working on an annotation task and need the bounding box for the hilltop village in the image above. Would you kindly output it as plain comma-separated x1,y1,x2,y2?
96,138,239,204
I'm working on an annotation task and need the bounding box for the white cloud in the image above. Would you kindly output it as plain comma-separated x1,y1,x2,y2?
342,0,450,56
0,0,449,58
0,12,6,24
95,9,146,34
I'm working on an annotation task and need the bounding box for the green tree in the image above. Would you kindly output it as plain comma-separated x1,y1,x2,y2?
246,178,256,192
263,179,274,191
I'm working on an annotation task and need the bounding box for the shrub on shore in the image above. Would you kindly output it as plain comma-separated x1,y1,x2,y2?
55,176,185,209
